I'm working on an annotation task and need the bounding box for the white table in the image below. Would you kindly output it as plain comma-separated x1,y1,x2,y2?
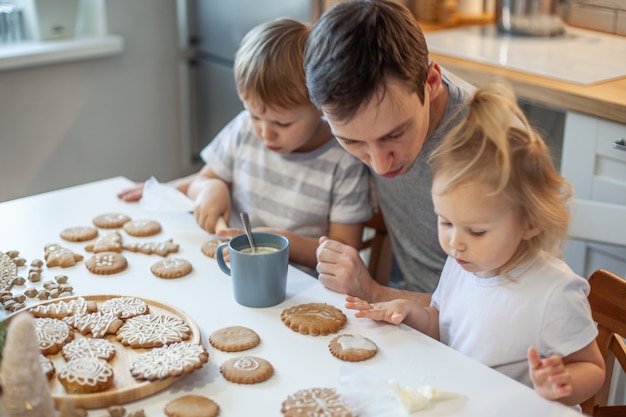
0,177,582,416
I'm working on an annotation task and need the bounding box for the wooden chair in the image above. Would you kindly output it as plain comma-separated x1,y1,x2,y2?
361,209,392,286
580,269,626,416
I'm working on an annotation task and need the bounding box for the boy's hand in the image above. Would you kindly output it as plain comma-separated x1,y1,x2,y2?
345,295,405,324
117,183,145,202
527,347,573,400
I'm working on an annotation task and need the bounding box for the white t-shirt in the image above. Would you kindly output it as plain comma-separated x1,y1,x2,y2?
431,252,598,388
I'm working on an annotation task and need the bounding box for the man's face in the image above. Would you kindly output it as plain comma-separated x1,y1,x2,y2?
325,77,431,178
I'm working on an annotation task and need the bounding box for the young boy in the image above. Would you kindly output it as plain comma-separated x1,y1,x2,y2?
118,18,373,271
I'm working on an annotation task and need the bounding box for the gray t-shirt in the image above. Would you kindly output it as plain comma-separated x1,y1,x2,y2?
372,69,475,292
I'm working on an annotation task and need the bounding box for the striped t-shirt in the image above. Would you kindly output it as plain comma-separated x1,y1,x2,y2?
200,111,374,236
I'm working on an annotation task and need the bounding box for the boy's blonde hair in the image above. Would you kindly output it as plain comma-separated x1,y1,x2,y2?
429,83,572,274
235,18,311,110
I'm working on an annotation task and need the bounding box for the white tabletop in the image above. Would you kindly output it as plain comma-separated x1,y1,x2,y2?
0,177,582,416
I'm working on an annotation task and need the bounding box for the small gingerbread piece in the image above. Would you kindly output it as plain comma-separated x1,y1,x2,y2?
60,226,98,242
92,212,131,229
44,243,84,268
85,231,123,253
123,219,162,237
150,258,192,279
85,252,128,275
123,238,179,256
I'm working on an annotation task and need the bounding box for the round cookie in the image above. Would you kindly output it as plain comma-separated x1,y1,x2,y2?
60,226,98,242
201,238,228,258
281,387,352,417
220,356,273,384
123,219,162,237
57,357,115,394
328,334,377,362
281,303,347,336
151,257,192,279
85,252,128,275
209,325,260,352
101,296,149,319
92,212,131,229
165,395,220,417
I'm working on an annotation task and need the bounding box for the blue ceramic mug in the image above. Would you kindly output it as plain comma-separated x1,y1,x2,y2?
216,232,289,308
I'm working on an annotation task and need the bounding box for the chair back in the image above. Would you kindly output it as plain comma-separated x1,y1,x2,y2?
580,269,626,416
361,210,392,285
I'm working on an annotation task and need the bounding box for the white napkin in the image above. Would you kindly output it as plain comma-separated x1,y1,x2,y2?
337,367,463,416
139,176,193,213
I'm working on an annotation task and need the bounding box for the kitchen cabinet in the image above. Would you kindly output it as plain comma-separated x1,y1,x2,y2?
561,113,626,278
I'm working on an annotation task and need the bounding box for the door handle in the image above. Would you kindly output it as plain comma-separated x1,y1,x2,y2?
613,138,626,152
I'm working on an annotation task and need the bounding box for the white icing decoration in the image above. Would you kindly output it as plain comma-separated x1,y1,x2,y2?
234,357,259,371
338,335,376,351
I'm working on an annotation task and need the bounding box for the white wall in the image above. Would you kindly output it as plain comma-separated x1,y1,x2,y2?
0,0,197,202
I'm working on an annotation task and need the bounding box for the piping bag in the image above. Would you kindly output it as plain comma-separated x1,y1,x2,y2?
138,176,227,231
139,176,194,213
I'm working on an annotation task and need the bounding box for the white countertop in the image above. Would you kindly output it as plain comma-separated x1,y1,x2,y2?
0,177,583,416
425,25,626,85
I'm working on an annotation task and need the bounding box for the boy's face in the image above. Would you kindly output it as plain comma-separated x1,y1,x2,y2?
432,172,539,278
243,97,327,155
323,76,431,178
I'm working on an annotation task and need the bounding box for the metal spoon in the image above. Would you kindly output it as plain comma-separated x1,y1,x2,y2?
240,211,256,253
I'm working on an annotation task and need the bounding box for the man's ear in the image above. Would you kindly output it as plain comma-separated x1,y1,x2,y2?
426,62,443,99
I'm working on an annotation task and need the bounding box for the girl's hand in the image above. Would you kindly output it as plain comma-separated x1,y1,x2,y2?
345,295,406,324
527,347,573,400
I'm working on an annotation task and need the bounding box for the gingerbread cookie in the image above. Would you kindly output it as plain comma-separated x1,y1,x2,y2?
100,296,149,319
131,342,208,381
201,238,228,259
116,314,191,348
29,296,98,319
62,338,116,362
92,212,131,229
85,252,128,275
328,334,377,362
220,356,273,384
164,395,220,417
63,311,124,338
60,226,98,242
281,303,347,336
33,317,74,355
58,357,115,394
44,243,84,268
281,388,352,417
209,325,260,352
123,238,179,257
123,219,162,237
150,257,192,279
85,231,123,253
39,353,55,380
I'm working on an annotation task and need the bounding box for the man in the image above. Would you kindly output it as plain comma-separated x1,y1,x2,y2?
305,0,475,305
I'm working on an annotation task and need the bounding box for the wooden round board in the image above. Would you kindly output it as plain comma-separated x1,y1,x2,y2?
26,294,203,409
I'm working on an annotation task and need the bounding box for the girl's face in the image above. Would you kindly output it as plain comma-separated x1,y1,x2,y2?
432,172,540,278
243,97,328,154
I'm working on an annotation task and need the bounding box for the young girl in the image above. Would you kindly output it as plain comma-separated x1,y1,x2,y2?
346,83,605,407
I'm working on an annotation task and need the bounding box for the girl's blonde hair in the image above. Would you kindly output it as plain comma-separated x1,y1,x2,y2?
429,83,572,274
235,18,311,110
